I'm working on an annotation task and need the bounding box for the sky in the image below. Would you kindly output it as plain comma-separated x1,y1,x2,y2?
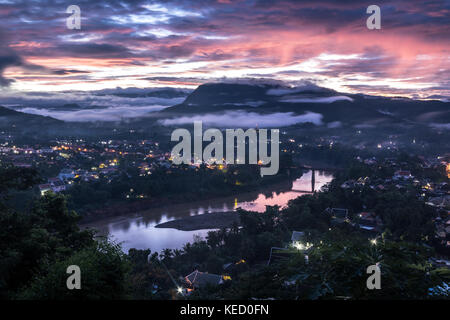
0,0,449,99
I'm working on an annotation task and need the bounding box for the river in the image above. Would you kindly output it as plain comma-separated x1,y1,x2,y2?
82,170,333,253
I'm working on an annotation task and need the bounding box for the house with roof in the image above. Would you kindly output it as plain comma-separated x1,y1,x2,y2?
50,179,66,193
331,208,348,219
326,208,349,225
184,270,226,289
340,180,355,189
222,259,247,274
222,263,233,272
38,184,51,196
393,170,413,180
267,247,292,265
427,195,450,209
291,231,305,242
58,168,75,181
38,148,54,154
267,231,312,265
357,212,383,232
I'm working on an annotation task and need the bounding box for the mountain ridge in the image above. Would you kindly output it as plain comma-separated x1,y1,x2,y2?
161,82,450,127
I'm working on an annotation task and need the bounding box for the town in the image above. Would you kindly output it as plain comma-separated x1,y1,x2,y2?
170,121,280,176
0,120,448,299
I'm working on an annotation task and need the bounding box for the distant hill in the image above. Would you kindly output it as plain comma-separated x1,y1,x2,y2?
0,105,67,136
162,82,450,127
0,105,141,141
0,105,61,123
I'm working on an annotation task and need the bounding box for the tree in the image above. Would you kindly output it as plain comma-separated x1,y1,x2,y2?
18,241,130,300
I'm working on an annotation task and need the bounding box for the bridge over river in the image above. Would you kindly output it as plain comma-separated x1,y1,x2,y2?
292,166,340,193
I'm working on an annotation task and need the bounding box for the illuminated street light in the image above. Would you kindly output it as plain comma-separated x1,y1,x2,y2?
293,241,313,251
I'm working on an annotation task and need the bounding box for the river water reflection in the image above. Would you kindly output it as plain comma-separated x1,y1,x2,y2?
82,170,333,253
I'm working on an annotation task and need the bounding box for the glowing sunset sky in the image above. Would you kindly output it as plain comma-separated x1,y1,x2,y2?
0,0,448,98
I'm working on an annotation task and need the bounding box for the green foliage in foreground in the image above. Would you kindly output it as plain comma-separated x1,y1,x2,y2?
0,160,449,300
18,241,129,300
215,237,450,300
0,167,129,299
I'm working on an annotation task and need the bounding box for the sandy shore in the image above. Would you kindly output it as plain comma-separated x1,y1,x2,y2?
155,211,240,231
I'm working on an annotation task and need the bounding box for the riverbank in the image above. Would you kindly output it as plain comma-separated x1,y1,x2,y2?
155,211,240,231
78,171,298,224
80,170,335,252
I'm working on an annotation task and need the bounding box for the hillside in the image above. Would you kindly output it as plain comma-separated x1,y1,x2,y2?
0,105,62,124
0,105,69,138
162,82,450,127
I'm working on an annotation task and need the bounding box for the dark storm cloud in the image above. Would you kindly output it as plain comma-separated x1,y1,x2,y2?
57,43,133,58
2,0,449,61
0,51,23,86
0,48,93,86
0,0,448,95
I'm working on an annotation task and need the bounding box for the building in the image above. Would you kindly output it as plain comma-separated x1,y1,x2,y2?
393,170,413,180
48,178,66,193
291,231,305,242
332,208,348,218
427,195,450,209
358,212,383,232
13,163,32,168
327,208,350,226
58,169,75,181
184,270,224,289
38,184,51,196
